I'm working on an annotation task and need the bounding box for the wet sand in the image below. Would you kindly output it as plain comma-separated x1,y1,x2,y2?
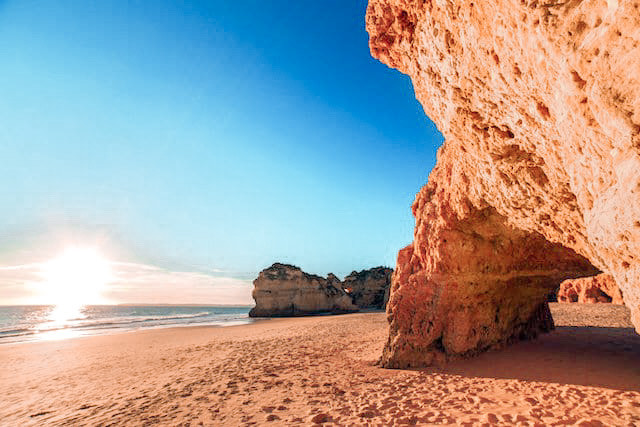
1,303,639,425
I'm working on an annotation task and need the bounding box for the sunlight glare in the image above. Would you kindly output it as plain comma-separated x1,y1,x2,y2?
37,247,112,316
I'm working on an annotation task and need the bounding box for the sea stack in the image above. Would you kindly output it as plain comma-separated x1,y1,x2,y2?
342,267,393,309
249,263,358,317
366,0,640,367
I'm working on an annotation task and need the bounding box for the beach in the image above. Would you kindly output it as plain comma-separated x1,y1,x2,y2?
1,303,639,426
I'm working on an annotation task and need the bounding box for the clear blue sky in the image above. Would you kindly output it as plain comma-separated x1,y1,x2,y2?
0,0,442,300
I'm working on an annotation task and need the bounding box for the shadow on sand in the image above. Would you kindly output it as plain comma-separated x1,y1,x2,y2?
426,326,640,391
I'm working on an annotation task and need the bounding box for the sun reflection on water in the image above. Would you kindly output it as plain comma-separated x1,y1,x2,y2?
48,304,84,325
34,304,88,341
37,327,85,341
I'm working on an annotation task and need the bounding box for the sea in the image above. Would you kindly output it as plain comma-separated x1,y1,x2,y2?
0,305,254,344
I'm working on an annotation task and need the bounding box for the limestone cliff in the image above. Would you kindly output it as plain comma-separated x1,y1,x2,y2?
366,0,640,367
249,263,357,317
557,273,624,304
342,267,393,309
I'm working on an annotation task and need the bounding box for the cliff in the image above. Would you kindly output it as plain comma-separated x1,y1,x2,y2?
366,0,640,367
342,267,393,309
557,273,624,304
249,263,357,317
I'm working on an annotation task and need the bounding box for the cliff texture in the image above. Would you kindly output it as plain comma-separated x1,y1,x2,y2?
342,267,393,309
249,263,357,317
366,0,640,367
557,273,624,304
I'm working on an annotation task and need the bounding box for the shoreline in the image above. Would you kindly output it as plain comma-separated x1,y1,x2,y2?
0,305,256,346
0,318,259,348
0,308,388,347
1,305,639,425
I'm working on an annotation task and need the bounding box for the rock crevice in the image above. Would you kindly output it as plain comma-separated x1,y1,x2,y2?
342,267,393,309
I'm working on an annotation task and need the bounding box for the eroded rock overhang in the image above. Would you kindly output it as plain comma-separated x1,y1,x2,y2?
366,0,640,367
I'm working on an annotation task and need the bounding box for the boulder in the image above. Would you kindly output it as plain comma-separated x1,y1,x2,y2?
342,267,393,309
557,274,624,304
366,0,640,367
249,263,358,317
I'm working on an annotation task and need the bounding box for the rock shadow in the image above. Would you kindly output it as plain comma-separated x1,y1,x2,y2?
424,326,640,391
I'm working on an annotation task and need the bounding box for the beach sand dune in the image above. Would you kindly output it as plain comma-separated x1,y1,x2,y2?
1,303,639,425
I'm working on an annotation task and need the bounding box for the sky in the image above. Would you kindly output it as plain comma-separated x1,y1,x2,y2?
0,0,443,305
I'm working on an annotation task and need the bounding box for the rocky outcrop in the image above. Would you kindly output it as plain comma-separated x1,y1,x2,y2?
342,267,393,309
249,263,358,317
557,273,624,304
366,0,640,367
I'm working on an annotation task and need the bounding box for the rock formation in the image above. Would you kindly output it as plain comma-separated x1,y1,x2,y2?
249,263,358,317
366,0,640,367
342,267,393,309
557,273,624,304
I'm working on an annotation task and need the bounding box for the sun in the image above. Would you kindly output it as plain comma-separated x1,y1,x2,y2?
37,246,113,309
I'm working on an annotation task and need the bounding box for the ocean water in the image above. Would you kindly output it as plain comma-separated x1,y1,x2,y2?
0,305,253,344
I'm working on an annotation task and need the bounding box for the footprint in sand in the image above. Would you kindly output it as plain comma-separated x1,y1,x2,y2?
358,409,378,418
484,413,499,423
310,413,331,424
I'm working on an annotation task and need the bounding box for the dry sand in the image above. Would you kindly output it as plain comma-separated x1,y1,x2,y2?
1,303,639,426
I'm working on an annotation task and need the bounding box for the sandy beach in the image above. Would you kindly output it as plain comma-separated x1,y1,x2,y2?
1,303,639,426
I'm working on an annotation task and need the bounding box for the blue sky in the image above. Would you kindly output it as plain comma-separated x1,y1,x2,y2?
0,1,443,303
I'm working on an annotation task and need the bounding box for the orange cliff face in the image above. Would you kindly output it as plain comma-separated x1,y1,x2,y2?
366,0,640,367
249,263,358,317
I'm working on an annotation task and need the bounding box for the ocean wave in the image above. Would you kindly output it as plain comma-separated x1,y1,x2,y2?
33,311,214,331
0,327,36,337
0,307,251,343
